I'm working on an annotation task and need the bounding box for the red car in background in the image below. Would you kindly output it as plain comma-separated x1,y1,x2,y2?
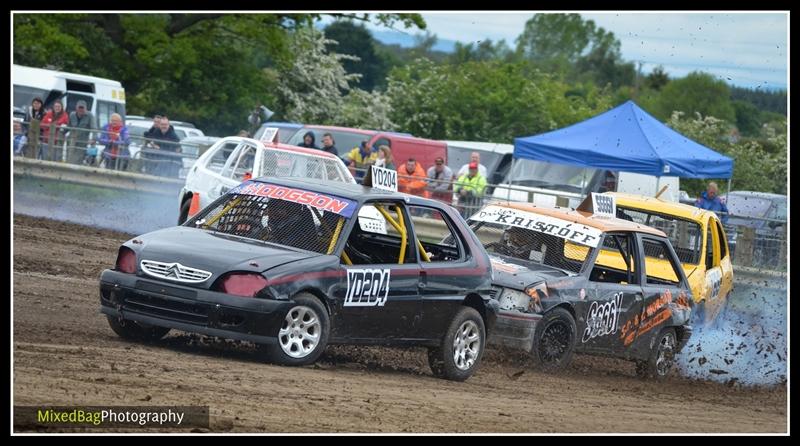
287,125,447,173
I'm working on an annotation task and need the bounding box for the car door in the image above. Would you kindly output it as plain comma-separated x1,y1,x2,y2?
333,201,422,341
406,204,480,340
699,219,725,321
634,234,687,354
189,140,242,208
216,142,258,197
711,217,734,313
581,232,644,355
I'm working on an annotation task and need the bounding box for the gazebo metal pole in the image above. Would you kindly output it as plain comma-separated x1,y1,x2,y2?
507,157,514,202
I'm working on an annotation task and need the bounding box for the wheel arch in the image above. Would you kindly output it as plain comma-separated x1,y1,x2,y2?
293,287,332,316
462,293,487,325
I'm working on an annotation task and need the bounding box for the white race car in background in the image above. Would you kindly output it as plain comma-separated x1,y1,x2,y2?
178,136,385,232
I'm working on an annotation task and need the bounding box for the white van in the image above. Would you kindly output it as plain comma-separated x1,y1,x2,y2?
13,64,126,128
494,158,679,208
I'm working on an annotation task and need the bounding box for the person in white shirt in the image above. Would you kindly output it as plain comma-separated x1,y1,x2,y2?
457,151,488,178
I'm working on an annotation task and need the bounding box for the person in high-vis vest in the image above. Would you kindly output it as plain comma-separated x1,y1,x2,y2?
454,162,487,217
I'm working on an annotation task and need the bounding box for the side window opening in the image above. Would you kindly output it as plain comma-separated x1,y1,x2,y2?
206,142,239,174
705,225,715,269
407,205,464,263
715,220,728,260
590,233,638,285
616,206,702,265
231,146,257,181
642,238,682,286
343,202,414,265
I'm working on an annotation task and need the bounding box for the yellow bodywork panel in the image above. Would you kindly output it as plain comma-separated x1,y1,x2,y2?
610,193,735,324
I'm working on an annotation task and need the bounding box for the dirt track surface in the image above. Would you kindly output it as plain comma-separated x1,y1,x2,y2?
13,214,787,433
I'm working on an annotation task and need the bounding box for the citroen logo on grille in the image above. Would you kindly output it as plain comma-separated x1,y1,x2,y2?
166,265,180,278
140,260,212,283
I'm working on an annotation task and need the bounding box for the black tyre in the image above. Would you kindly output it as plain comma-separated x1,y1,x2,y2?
177,197,191,225
106,315,171,342
261,293,330,366
635,327,677,380
428,306,485,381
532,307,576,372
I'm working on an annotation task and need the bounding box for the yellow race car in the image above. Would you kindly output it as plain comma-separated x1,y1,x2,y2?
607,192,733,326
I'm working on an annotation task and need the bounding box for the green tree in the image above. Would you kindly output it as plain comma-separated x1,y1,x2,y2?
448,39,512,64
275,28,361,124
324,20,388,91
13,13,423,135
645,66,670,91
653,72,736,123
667,111,786,195
516,13,593,63
386,59,612,142
732,100,762,137
516,13,633,88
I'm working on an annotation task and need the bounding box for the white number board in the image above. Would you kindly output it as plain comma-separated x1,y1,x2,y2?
591,193,616,218
259,127,279,144
371,165,398,192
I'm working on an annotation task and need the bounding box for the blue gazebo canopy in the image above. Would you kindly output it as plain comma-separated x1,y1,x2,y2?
514,100,734,178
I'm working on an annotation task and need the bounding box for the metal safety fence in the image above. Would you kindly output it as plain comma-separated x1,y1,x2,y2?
351,166,786,271
14,121,206,179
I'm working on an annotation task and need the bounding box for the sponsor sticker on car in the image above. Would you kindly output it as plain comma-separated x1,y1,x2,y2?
230,181,358,218
470,205,603,248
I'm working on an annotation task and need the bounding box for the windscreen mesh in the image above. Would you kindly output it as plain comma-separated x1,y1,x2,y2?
261,149,352,183
472,221,592,274
616,206,702,264
189,193,346,254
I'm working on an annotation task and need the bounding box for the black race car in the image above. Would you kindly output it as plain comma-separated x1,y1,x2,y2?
99,177,497,381
469,201,693,379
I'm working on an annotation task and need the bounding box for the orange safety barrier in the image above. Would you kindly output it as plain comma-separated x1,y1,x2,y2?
188,193,201,217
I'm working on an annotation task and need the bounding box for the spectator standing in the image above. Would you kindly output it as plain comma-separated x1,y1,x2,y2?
397,158,429,198
98,113,131,171
66,100,97,165
374,145,395,169
320,133,339,157
454,162,487,217
13,121,28,156
148,117,182,177
297,131,318,149
40,99,69,161
25,97,45,128
24,97,45,158
345,140,378,181
456,151,488,178
143,115,163,141
139,115,164,173
695,181,729,223
426,156,454,204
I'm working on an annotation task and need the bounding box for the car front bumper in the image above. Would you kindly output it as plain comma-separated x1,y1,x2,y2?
487,310,543,353
99,270,292,345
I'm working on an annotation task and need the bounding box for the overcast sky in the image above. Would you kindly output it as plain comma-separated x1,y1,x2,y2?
357,12,788,90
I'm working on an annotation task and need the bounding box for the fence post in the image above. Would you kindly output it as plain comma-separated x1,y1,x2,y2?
778,224,787,270
48,125,57,161
737,226,755,268
26,120,40,159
